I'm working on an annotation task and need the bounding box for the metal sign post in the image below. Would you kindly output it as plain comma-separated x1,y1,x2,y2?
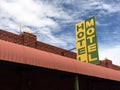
75,75,79,90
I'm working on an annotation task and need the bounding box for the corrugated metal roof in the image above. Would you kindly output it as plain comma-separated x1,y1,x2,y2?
0,39,120,81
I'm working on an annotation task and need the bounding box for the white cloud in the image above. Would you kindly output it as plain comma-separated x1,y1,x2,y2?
99,45,120,65
97,3,120,14
0,0,59,27
96,21,110,26
0,0,72,46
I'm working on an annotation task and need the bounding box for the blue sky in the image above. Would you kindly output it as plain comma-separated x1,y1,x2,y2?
0,0,120,65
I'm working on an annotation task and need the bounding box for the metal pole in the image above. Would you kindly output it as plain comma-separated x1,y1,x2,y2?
75,75,79,90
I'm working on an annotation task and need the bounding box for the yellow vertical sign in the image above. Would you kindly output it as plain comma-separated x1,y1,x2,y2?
76,17,100,64
76,21,88,62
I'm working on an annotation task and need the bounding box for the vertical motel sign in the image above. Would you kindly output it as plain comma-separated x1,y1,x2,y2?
76,17,100,64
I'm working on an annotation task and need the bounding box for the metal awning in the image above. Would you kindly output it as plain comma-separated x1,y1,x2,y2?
0,40,120,81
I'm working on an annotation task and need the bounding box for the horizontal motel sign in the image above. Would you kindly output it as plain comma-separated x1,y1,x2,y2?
76,17,100,64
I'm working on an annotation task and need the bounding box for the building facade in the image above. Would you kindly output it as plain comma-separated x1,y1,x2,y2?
0,29,120,90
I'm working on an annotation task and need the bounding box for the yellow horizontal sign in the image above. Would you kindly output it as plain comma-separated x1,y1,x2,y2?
76,17,99,64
